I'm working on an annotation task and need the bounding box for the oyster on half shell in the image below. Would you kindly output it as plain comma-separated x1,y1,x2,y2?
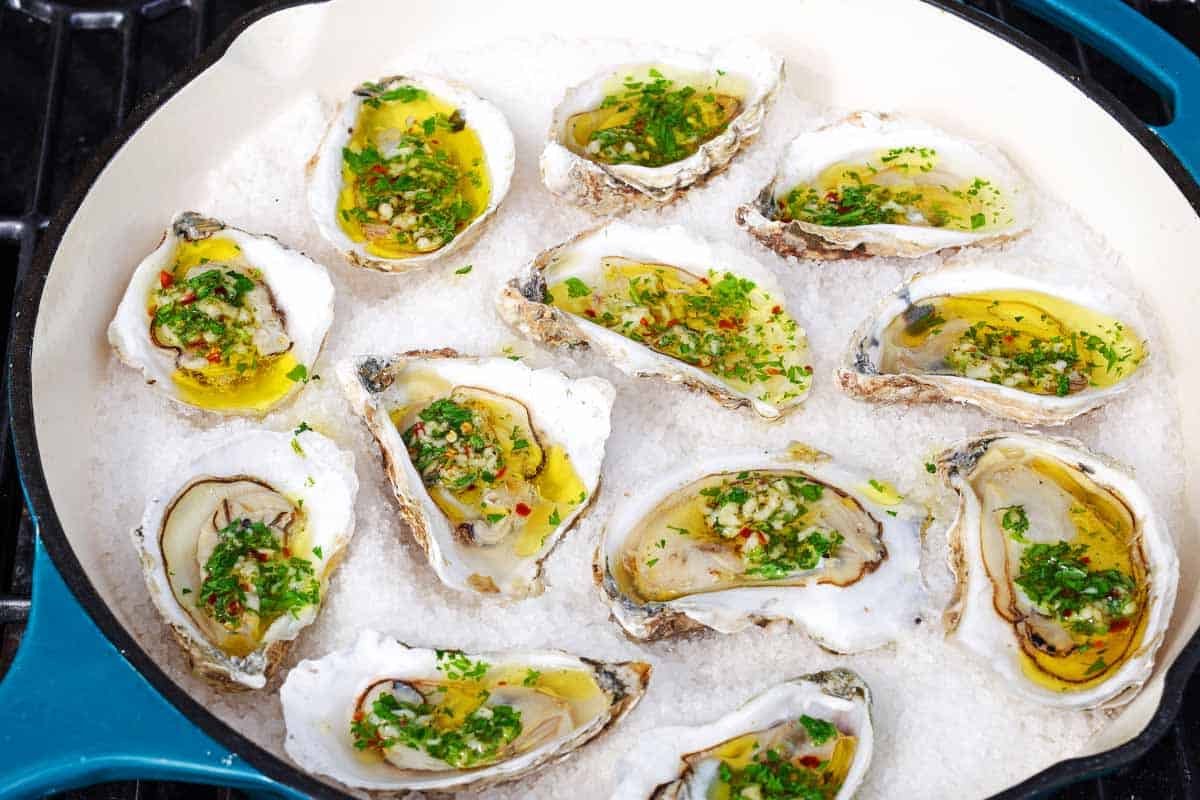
498,221,812,420
281,629,651,794
132,429,357,689
308,74,515,273
541,40,782,215
108,212,334,415
340,350,613,598
737,112,1032,260
598,445,925,651
938,432,1176,709
838,262,1147,425
613,669,872,800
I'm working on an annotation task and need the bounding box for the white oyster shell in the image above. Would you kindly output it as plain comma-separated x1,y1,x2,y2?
340,350,613,598
597,445,925,651
280,629,651,794
107,211,334,416
613,669,873,800
497,221,812,420
541,40,782,215
737,111,1033,259
938,432,1177,709
837,261,1147,426
131,429,358,689
307,73,515,273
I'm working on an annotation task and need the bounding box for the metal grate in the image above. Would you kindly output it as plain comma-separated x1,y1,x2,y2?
0,1,1197,798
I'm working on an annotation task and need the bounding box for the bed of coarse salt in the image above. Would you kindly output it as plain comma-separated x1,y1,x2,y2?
88,36,1187,799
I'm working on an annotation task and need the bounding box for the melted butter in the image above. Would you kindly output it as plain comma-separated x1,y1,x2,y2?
171,351,300,413
783,147,1007,231
883,290,1143,393
169,235,243,275
1018,455,1147,689
336,90,490,259
391,387,586,560
488,666,601,702
546,257,809,405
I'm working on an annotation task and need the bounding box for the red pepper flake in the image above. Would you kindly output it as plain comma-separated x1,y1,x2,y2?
282,547,292,558
515,503,532,517
371,165,386,174
180,292,196,306
738,527,751,538
253,550,269,562
205,350,222,364
800,755,822,769
640,317,650,327
352,711,364,722
1063,609,1073,617
825,192,839,204
1003,335,1015,344
766,367,781,376
699,277,709,285
495,466,507,479
584,309,597,318
1080,556,1091,564
667,318,680,327
159,270,174,288
226,600,242,616
771,305,782,315
717,319,736,330
1109,618,1131,633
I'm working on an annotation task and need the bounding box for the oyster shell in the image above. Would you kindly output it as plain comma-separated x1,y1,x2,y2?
498,221,812,420
838,263,1147,425
280,629,651,793
737,112,1033,260
108,211,334,415
340,350,613,598
308,74,515,272
132,429,357,689
613,669,872,800
541,40,782,215
938,432,1177,709
598,445,925,650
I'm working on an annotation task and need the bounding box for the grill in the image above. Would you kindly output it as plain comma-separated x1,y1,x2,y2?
1,1,1197,798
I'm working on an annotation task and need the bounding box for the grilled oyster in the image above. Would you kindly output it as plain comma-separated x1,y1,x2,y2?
108,212,334,415
598,445,925,650
838,263,1147,425
613,670,872,800
340,350,613,598
498,221,812,420
308,74,515,272
938,432,1177,709
281,629,650,793
132,429,357,689
737,112,1032,259
541,40,782,215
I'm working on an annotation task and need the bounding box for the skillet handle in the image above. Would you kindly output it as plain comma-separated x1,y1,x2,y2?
1010,0,1200,179
0,538,301,799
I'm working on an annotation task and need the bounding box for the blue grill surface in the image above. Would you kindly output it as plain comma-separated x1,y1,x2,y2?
0,1,1196,798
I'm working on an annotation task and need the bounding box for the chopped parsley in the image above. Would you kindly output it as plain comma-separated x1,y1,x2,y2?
435,649,490,681
522,669,541,687
403,397,504,492
455,264,473,275
998,504,1030,542
799,715,838,746
716,746,837,800
286,364,309,383
1014,541,1137,635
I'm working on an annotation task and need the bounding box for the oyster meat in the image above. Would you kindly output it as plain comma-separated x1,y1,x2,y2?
108,211,334,415
737,112,1032,259
308,74,515,272
498,221,812,420
838,262,1147,425
340,350,613,598
132,429,358,689
938,432,1177,709
541,40,782,215
281,629,650,793
613,669,872,800
598,445,925,650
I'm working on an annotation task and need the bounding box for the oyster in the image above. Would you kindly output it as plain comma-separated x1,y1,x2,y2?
613,670,872,800
498,221,812,420
340,350,613,598
598,445,925,650
132,429,357,689
838,263,1147,425
541,40,782,215
108,212,334,415
308,74,515,272
281,629,650,793
737,112,1032,259
938,432,1177,709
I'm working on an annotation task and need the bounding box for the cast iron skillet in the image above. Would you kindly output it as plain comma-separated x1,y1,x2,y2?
3,1,1199,797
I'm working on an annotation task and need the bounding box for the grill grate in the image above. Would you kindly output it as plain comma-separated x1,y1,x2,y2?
0,1,1197,798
